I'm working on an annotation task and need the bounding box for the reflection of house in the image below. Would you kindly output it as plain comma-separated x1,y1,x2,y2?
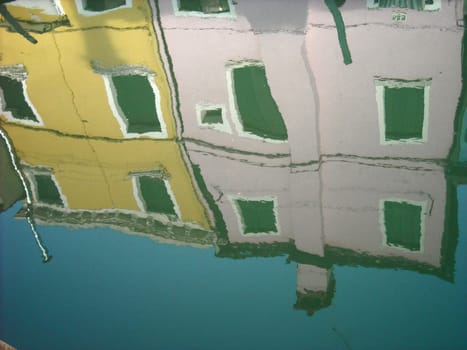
307,1,463,159
0,0,212,246
156,0,464,314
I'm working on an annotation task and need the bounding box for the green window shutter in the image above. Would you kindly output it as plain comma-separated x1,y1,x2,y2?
138,176,176,216
202,108,223,124
233,65,288,140
0,76,38,122
179,0,202,12
179,0,230,13
378,0,425,10
384,200,422,251
83,0,126,11
384,86,425,141
111,75,162,134
35,174,63,206
236,199,277,234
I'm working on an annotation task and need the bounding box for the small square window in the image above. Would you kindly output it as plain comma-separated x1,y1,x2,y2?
179,0,230,14
382,200,423,251
202,108,223,125
173,0,235,17
233,197,279,234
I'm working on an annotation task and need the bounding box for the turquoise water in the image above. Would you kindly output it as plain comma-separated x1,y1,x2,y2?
1,185,466,350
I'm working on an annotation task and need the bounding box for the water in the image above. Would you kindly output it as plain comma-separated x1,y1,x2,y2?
0,1,466,349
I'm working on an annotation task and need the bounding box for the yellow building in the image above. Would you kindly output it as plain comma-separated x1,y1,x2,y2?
0,0,212,246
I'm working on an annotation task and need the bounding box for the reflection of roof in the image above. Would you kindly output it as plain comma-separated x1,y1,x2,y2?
15,205,215,248
294,272,336,316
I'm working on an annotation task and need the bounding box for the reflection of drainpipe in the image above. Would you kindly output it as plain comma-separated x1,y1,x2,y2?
0,128,52,263
0,2,38,44
324,0,352,65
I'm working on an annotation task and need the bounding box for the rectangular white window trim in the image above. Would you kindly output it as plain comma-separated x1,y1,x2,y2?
93,62,168,139
172,0,236,18
24,166,68,208
196,103,232,133
379,198,427,253
131,171,181,220
74,0,132,16
375,78,431,145
229,195,280,236
0,65,44,126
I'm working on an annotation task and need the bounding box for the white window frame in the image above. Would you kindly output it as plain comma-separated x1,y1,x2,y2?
379,198,426,253
74,0,132,16
95,64,168,139
0,65,44,127
226,61,287,144
229,195,280,236
172,0,236,18
367,0,441,11
131,172,181,220
8,0,65,16
24,166,68,208
375,78,430,145
196,103,232,133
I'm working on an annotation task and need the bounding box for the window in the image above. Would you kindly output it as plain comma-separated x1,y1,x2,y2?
173,0,235,17
93,63,167,138
367,0,441,11
83,0,126,11
0,65,42,125
133,173,180,218
75,0,131,15
227,62,288,142
381,199,425,251
24,168,67,207
375,78,430,144
231,196,280,235
196,104,231,133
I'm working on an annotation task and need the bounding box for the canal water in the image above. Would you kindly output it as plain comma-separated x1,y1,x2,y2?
0,1,466,349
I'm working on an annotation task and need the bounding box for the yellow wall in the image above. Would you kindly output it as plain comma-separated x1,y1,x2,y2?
0,0,176,139
4,124,210,229
0,1,211,230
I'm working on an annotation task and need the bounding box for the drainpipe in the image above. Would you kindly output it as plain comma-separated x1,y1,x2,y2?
0,1,38,44
0,127,52,263
324,0,352,65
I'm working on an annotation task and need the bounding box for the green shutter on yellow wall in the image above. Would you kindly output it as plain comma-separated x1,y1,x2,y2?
83,0,126,11
35,174,63,206
111,75,162,134
0,76,38,122
138,176,176,216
